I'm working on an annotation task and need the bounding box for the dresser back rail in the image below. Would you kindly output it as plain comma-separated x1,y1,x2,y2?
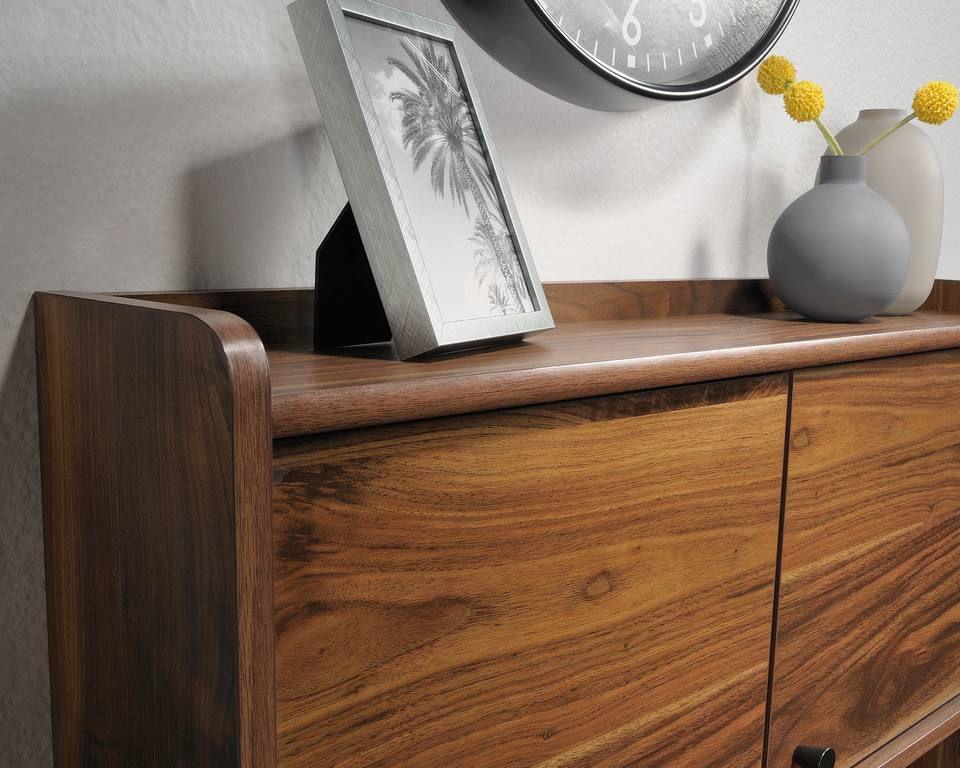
124,278,782,344
121,277,960,342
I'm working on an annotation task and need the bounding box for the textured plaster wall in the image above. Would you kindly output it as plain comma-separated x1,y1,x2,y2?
2,0,959,763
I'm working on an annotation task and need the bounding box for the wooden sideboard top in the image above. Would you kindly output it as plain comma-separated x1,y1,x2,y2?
266,311,960,437
38,279,960,438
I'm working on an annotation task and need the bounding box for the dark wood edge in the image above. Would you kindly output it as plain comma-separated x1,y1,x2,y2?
34,291,276,768
543,279,784,320
203,304,276,768
855,693,960,768
273,373,790,458
271,326,960,438
921,280,960,314
122,288,315,347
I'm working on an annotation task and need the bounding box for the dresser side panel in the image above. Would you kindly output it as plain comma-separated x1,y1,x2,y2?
35,292,274,767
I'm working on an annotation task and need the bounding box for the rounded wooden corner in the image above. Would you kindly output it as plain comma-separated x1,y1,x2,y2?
34,290,276,767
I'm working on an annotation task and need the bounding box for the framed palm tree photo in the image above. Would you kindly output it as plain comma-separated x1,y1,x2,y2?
289,0,554,359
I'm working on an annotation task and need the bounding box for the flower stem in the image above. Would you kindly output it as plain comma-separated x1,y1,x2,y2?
858,112,917,155
815,117,844,155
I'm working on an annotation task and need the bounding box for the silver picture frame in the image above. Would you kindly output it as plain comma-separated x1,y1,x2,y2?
289,0,555,360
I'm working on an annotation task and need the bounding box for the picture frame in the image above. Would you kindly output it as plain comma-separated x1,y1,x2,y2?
289,0,554,360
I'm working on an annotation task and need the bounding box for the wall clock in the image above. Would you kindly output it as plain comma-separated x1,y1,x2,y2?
442,0,799,110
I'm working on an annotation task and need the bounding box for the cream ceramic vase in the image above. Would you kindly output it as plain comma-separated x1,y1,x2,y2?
830,109,944,314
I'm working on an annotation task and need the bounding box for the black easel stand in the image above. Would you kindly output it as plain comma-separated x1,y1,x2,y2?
314,203,392,350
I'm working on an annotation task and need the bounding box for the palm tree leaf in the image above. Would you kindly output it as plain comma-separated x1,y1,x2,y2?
390,85,422,107
399,38,433,82
387,35,498,221
487,281,512,315
401,37,453,96
394,39,437,91
387,57,427,95
412,136,442,172
448,164,468,210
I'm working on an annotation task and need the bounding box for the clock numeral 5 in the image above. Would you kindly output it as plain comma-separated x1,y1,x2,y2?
689,0,707,27
622,0,642,45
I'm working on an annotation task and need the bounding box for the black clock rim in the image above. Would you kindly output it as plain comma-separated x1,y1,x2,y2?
523,0,800,101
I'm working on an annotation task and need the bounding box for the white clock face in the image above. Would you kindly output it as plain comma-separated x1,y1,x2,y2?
531,0,790,89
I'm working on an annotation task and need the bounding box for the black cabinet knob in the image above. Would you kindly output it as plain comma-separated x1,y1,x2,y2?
793,745,836,768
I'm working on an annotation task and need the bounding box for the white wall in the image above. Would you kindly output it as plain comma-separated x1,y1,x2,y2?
2,0,958,763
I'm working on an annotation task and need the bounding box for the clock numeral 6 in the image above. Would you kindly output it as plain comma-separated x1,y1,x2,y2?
689,0,707,27
622,0,642,45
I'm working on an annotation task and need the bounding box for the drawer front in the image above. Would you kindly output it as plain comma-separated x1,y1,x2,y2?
272,377,787,768
769,352,960,767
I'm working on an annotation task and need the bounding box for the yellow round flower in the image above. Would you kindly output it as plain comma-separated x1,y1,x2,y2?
783,81,825,123
913,81,959,125
757,55,797,95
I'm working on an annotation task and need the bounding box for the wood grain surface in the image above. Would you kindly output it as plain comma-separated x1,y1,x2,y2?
117,282,960,439
267,312,960,438
35,292,275,767
855,693,960,768
126,288,315,347
767,351,960,768
118,277,959,342
905,731,960,768
920,280,960,314
272,376,788,768
544,279,782,320
121,279,780,346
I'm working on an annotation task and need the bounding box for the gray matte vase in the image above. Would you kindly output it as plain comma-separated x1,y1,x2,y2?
768,155,909,322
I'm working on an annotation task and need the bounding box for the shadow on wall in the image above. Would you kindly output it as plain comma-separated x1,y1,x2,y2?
1,81,342,295
499,82,741,209
0,83,346,766
735,86,789,278
183,125,346,290
0,304,52,768
685,91,791,279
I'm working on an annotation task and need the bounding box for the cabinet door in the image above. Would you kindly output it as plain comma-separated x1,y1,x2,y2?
272,376,787,768
768,352,960,767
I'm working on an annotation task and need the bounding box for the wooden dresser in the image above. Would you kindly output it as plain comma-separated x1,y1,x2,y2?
34,280,960,768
